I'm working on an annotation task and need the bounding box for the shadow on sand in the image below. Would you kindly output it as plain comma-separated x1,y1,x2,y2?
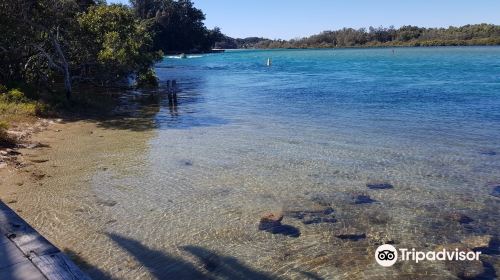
105,233,319,280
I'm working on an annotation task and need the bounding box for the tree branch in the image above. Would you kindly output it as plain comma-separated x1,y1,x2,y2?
34,44,63,73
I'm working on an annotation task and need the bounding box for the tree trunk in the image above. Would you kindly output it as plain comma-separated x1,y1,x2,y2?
52,38,72,100
63,71,72,100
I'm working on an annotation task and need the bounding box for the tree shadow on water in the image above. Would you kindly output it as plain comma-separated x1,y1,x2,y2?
107,233,278,280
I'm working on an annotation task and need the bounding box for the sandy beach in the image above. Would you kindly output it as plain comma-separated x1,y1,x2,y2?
0,117,157,278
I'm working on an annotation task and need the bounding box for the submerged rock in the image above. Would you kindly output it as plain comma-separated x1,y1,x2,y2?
180,160,193,166
258,212,283,230
336,233,366,241
323,207,335,215
288,207,337,225
335,227,366,241
490,185,500,198
480,150,497,156
448,212,473,224
367,182,394,190
354,194,376,204
258,212,300,237
303,216,337,225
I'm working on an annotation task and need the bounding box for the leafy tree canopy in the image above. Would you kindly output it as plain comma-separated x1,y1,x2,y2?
221,24,500,49
130,0,222,53
0,0,161,99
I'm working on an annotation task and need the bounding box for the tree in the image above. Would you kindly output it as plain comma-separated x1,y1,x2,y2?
237,24,500,49
0,0,161,100
0,0,83,98
131,0,218,53
77,4,161,86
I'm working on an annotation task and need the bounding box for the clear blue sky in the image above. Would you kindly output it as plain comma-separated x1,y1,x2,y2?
107,0,500,39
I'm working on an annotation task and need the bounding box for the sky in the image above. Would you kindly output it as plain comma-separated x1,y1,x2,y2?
107,0,500,40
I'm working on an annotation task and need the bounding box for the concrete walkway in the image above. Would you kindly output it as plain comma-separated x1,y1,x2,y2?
0,200,90,280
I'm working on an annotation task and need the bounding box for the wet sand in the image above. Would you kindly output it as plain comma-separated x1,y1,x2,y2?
0,118,157,278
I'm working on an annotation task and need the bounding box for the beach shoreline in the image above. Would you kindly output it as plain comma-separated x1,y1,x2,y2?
0,115,158,278
0,118,55,195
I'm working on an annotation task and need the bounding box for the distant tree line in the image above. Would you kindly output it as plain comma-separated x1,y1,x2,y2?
217,24,500,49
0,0,222,100
215,37,269,49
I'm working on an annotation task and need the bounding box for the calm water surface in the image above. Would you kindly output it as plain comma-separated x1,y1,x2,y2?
24,47,500,279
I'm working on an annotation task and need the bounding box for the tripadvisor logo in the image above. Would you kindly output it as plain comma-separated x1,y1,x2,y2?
375,244,482,267
375,244,398,267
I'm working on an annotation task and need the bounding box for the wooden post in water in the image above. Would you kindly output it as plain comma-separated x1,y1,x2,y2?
166,80,173,106
172,80,178,106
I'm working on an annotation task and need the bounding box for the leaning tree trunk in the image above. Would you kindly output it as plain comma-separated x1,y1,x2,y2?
62,63,72,100
52,38,72,100
35,37,73,100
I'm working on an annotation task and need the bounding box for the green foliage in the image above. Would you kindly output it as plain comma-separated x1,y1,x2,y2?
131,0,220,53
0,0,83,86
77,4,161,84
136,68,159,87
35,102,51,117
2,89,29,103
0,121,8,131
0,87,49,123
229,24,500,49
0,85,7,94
0,102,37,117
0,0,161,99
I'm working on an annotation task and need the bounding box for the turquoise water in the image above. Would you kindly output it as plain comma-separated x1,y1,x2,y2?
91,47,500,279
157,47,500,140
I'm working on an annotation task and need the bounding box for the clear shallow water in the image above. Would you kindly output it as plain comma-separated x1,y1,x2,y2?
13,47,500,279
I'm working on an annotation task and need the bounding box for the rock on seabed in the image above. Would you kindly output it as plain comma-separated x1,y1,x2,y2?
258,212,284,231
366,182,394,190
490,185,500,198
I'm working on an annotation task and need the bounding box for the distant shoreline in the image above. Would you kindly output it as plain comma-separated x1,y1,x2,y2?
215,24,500,50
210,44,500,54
225,41,500,51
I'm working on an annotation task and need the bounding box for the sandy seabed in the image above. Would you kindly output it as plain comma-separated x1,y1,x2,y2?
0,117,499,280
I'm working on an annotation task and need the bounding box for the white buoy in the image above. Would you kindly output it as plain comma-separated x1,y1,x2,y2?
266,58,272,66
